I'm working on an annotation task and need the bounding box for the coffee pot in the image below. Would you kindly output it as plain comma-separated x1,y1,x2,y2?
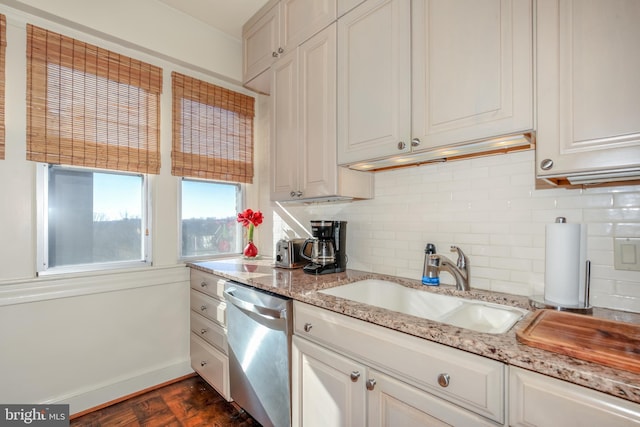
300,237,336,266
300,220,347,275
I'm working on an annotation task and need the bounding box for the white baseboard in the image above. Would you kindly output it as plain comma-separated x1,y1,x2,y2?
47,359,194,415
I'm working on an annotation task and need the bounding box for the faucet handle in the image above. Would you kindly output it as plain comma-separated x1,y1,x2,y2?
450,246,468,269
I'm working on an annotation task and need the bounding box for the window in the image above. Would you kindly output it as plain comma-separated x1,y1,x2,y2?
180,179,242,259
37,164,149,273
27,25,162,273
172,73,255,259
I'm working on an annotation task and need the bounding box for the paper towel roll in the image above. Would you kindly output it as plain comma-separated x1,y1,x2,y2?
544,219,583,306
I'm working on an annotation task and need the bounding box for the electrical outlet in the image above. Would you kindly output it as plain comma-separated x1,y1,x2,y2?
614,237,640,272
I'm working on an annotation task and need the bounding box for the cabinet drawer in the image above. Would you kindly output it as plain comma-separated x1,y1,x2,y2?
190,289,226,326
190,332,230,401
510,366,640,426
190,269,226,300
294,301,505,423
190,311,227,355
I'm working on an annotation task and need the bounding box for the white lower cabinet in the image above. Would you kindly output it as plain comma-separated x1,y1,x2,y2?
292,336,367,427
292,301,504,426
189,333,230,399
189,269,231,401
367,369,498,427
509,367,640,426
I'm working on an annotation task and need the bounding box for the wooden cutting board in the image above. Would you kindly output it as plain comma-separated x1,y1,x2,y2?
516,309,640,374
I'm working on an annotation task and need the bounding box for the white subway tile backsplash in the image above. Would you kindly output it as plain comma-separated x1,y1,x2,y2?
490,257,532,272
556,194,614,209
584,208,640,222
613,191,640,207
613,223,640,238
616,280,640,298
279,150,640,313
471,266,511,281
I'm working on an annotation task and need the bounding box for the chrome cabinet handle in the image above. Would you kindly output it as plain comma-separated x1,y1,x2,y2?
200,305,207,311
290,191,296,197
411,138,421,147
200,281,207,288
200,328,207,335
200,361,207,367
278,47,284,54
303,323,313,332
272,51,279,57
366,379,376,391
437,373,450,388
397,141,406,150
350,371,361,382
540,158,554,170
295,191,303,197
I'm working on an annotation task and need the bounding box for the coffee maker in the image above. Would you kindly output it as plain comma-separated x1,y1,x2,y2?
300,220,347,275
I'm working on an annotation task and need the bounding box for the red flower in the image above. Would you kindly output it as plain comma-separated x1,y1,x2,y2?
237,209,263,228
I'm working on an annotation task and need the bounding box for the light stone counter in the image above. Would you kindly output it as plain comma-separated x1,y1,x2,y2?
189,257,640,404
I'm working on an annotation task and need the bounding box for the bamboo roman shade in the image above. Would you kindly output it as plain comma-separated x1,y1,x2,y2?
0,14,6,160
26,24,162,174
172,72,255,183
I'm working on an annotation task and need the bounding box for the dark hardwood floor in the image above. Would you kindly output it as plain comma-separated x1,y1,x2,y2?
70,375,260,427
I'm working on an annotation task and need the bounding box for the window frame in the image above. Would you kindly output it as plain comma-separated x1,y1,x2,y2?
178,177,245,261
36,163,152,276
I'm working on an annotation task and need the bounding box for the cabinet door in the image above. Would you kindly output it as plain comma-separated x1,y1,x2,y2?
190,333,230,401
298,24,338,199
271,50,299,201
337,0,411,165
510,367,640,426
281,0,337,53
292,336,367,427
243,3,280,84
368,369,499,427
338,0,367,17
412,0,533,150
536,0,640,180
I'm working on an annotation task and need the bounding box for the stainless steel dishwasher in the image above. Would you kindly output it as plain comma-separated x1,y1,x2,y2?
223,281,292,427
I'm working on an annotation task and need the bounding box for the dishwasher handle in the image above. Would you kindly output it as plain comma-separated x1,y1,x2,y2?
224,288,286,320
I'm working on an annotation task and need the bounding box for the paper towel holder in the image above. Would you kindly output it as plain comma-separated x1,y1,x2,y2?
529,260,593,314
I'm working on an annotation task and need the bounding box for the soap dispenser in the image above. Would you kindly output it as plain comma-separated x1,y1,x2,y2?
422,243,440,286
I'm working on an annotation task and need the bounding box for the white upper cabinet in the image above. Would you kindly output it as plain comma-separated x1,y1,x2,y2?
412,0,533,150
337,0,412,165
337,0,367,17
271,48,299,200
337,0,533,168
243,2,280,93
243,0,337,94
536,0,640,185
271,24,373,202
281,0,337,53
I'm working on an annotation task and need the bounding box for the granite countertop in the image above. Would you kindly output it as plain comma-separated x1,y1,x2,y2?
189,257,640,405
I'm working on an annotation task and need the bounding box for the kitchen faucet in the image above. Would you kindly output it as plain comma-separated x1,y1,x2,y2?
429,246,470,291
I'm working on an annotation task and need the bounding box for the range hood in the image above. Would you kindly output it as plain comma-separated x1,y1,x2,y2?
346,133,535,171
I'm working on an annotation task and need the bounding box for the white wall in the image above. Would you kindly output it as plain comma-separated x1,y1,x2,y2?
0,2,264,414
271,151,640,313
3,0,244,83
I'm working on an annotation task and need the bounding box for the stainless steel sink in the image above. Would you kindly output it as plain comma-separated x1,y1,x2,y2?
319,279,527,334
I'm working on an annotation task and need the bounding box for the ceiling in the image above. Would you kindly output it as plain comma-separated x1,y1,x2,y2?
156,0,270,40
